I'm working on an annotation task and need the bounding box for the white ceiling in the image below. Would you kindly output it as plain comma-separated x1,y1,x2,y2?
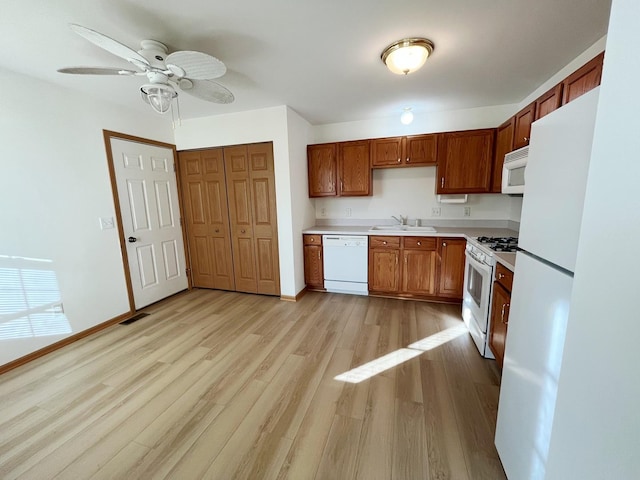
1,0,611,125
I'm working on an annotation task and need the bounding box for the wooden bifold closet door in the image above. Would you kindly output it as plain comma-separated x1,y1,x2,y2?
177,148,235,291
178,142,280,296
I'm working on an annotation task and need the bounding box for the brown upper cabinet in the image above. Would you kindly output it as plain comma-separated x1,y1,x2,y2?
491,118,515,193
371,134,438,168
513,102,535,150
562,52,604,105
337,140,371,196
307,143,337,197
437,129,495,194
308,141,371,197
535,84,563,120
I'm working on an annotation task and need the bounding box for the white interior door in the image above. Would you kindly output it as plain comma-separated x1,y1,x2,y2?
110,138,188,309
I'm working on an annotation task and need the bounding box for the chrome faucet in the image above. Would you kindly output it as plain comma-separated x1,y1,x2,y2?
392,215,408,225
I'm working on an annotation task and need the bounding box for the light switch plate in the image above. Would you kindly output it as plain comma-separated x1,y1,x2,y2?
100,217,115,230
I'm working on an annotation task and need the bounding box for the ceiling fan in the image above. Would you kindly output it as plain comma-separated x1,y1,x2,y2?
58,24,234,114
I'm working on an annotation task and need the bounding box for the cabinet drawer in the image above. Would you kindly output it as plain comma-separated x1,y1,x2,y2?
495,263,514,291
369,236,401,248
403,237,436,250
303,234,322,246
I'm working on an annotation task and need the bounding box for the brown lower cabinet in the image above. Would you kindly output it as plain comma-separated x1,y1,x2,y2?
489,263,514,368
303,235,324,290
368,236,465,301
178,142,280,296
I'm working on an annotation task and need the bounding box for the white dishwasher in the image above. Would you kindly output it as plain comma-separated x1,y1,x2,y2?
322,235,368,295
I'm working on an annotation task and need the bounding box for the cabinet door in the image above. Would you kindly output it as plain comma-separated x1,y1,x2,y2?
371,137,404,167
535,84,563,120
437,129,494,194
405,134,438,166
436,238,466,298
248,143,280,296
338,140,371,196
178,148,235,291
303,244,324,289
307,144,337,197
402,249,437,295
491,118,515,193
562,52,604,105
513,102,535,149
489,282,510,369
368,248,401,293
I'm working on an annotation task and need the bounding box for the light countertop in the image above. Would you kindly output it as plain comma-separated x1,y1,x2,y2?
302,224,518,271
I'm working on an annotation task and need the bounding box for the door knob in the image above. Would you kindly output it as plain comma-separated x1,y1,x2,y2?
128,236,137,243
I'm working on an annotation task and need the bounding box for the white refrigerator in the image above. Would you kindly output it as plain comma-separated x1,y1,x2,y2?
495,88,600,479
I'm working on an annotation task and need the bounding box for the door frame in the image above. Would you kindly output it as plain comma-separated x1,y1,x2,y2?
102,130,192,314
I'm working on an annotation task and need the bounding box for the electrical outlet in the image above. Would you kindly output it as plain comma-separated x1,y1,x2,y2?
431,207,441,217
464,207,471,217
320,207,327,217
346,207,352,217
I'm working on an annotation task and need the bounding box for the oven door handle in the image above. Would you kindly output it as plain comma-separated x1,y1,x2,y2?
465,250,493,275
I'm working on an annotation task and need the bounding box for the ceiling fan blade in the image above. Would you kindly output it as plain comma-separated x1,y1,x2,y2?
178,79,234,104
57,66,139,75
69,24,150,67
166,51,226,79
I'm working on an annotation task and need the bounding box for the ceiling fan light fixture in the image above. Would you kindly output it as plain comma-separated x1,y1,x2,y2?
381,38,434,75
140,83,177,114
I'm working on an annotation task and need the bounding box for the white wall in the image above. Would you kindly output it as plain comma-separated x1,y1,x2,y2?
316,167,517,224
285,108,315,294
310,104,519,223
0,68,174,365
546,1,640,478
173,106,301,297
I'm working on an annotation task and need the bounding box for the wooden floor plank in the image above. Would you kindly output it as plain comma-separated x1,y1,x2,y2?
0,289,506,480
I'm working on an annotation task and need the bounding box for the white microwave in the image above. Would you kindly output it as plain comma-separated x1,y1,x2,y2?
502,145,528,194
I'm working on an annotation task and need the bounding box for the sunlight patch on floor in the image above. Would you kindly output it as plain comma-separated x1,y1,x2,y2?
335,324,468,383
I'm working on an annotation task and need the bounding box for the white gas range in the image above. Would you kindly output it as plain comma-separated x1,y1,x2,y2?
462,236,518,358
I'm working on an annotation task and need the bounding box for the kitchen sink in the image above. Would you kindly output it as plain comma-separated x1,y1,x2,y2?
369,225,436,233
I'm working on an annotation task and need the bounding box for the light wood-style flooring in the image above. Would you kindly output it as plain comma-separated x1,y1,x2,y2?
0,289,506,479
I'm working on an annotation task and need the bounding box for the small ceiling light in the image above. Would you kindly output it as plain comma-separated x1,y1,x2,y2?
400,107,414,125
140,83,178,114
381,38,434,75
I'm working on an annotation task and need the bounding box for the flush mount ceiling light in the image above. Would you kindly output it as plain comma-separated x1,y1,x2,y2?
381,38,434,75
140,83,178,114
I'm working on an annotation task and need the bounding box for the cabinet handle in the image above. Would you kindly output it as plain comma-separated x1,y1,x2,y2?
406,157,410,163
340,180,344,192
383,241,387,245
215,228,220,233
396,254,398,265
498,273,504,279
501,303,510,324
397,158,401,163
241,229,246,234
417,241,421,246
318,251,321,260
441,177,445,188
310,237,315,242
442,242,447,247
524,137,529,142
